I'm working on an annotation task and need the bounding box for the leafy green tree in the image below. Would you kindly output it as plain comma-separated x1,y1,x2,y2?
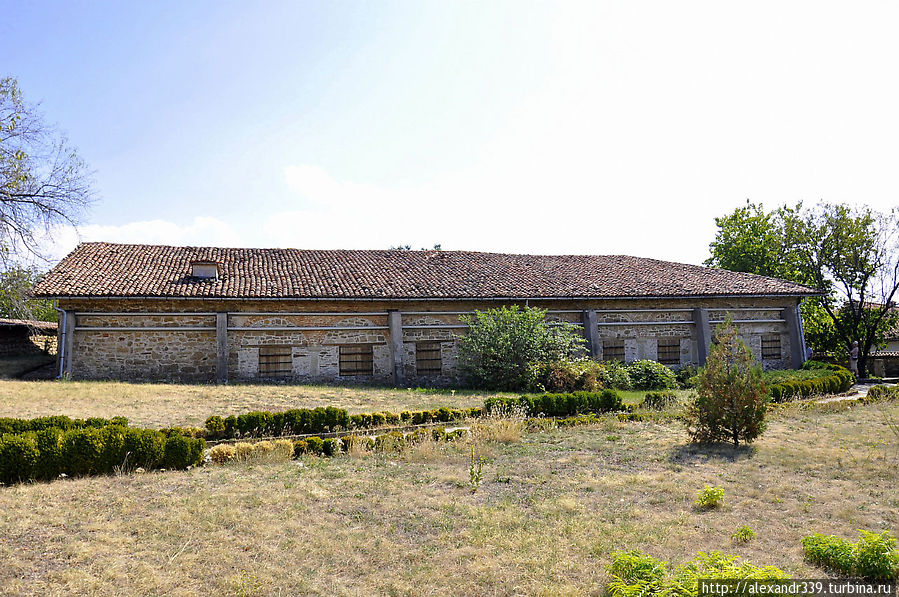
1,76,93,262
685,319,768,447
707,201,899,375
0,266,56,322
457,305,585,391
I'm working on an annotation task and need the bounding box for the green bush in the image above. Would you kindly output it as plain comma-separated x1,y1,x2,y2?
607,550,790,597
123,428,165,469
0,433,40,484
62,428,104,477
732,525,756,543
643,392,679,410
485,390,623,418
304,436,324,455
34,428,65,480
0,415,129,436
627,360,677,390
767,366,854,402
684,319,768,447
599,360,632,390
162,435,205,469
321,438,340,457
676,365,700,389
862,385,899,403
457,305,586,391
802,531,899,580
695,485,725,509
293,440,308,457
528,359,603,393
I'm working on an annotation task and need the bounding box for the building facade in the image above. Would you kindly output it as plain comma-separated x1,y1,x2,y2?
34,243,817,384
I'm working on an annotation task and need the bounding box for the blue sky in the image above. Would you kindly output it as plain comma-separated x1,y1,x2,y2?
4,1,899,265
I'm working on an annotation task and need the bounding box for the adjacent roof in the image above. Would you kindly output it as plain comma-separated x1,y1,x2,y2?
0,318,57,333
33,242,819,300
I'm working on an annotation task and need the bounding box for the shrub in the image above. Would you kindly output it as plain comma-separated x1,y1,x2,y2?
162,435,205,469
98,425,129,472
485,390,623,418
305,436,324,455
0,434,40,484
676,364,700,389
607,550,789,597
205,416,226,439
627,360,677,390
684,319,768,447
643,391,679,410
457,305,586,391
123,428,165,470
528,359,603,393
233,442,254,462
373,431,406,453
292,440,308,457
272,439,295,461
321,438,341,457
34,428,65,480
862,385,899,403
0,415,129,436
802,531,899,580
62,428,104,477
768,366,854,402
695,485,725,510
250,441,274,460
209,443,237,464
599,360,632,390
732,525,756,543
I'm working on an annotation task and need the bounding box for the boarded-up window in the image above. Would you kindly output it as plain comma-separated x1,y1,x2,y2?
259,345,292,377
603,339,625,362
339,344,373,375
657,337,682,366
416,341,442,375
762,334,782,359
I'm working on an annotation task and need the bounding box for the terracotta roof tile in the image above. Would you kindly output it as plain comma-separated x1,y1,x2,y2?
32,242,819,300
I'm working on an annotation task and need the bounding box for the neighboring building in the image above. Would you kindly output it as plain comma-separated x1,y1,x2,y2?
33,243,818,383
0,318,57,357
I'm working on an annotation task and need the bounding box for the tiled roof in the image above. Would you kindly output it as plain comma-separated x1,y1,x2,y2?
32,242,819,300
0,318,57,333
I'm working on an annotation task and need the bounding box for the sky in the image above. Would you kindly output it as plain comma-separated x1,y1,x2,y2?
3,1,899,266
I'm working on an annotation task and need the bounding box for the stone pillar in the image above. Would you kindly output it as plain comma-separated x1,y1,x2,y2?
783,305,805,369
388,310,406,386
63,310,76,378
692,308,712,365
216,312,228,383
581,309,600,359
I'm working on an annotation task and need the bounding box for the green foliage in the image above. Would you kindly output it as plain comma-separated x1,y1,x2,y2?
802,531,899,580
321,438,340,457
643,392,678,410
607,550,790,597
485,390,624,418
122,428,165,469
675,365,700,389
0,414,129,435
695,485,725,509
0,266,57,322
528,359,603,393
599,360,632,390
468,446,485,493
732,525,756,543
767,366,854,402
0,433,40,484
304,436,324,455
626,360,677,390
685,319,769,447
162,435,205,469
457,305,586,391
861,384,899,404
707,201,899,376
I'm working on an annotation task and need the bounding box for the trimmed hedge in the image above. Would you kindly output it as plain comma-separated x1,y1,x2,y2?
862,384,899,403
0,415,129,436
484,390,624,418
802,531,899,580
0,426,204,485
205,406,483,441
769,366,854,402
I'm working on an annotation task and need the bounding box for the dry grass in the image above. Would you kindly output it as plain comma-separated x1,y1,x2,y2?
1,398,896,595
0,380,496,428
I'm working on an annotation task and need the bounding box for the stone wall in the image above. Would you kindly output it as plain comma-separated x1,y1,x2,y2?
57,296,804,383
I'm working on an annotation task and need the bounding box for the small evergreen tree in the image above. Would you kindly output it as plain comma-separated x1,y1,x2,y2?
457,306,585,391
685,318,769,447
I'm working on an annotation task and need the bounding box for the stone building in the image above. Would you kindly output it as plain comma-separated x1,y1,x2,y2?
0,318,57,357
33,243,818,384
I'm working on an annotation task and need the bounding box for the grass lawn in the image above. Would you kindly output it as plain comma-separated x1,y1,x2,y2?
0,380,502,428
0,390,896,595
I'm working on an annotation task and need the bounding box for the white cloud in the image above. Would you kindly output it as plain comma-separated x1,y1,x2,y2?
44,217,244,262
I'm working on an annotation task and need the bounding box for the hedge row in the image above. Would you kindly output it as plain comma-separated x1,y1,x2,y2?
0,426,205,485
484,390,624,418
0,415,129,436
769,367,854,402
802,531,899,580
204,406,483,441
862,384,899,404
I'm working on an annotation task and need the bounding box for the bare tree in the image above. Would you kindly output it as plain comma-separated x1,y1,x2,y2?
0,76,94,264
